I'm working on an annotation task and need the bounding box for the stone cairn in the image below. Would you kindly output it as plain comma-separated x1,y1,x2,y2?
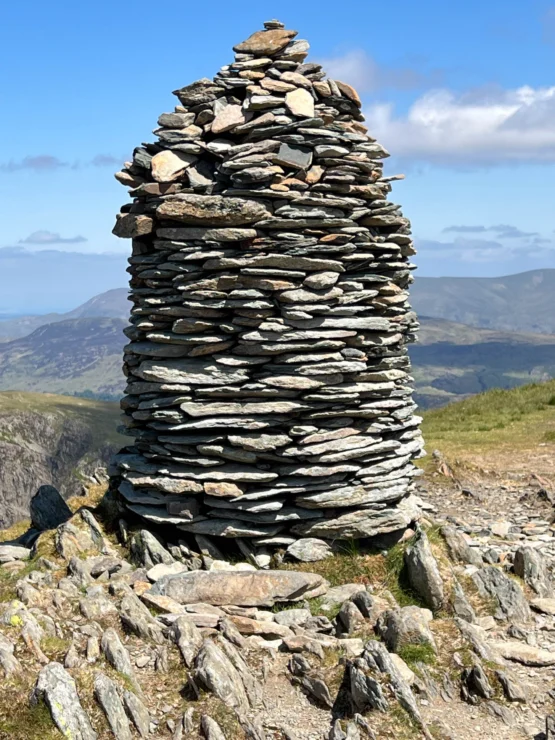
110,20,424,557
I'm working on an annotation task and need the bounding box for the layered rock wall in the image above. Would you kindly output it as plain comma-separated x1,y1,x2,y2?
110,20,423,550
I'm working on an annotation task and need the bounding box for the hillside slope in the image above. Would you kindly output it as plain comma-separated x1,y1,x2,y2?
420,378,555,483
411,269,555,334
0,317,126,399
413,316,555,407
0,288,128,341
0,391,125,528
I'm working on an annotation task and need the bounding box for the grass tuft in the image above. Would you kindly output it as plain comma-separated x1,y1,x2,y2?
0,687,60,740
397,642,437,668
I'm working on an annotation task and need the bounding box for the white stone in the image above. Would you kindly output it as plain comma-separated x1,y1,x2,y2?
151,150,197,182
285,88,315,118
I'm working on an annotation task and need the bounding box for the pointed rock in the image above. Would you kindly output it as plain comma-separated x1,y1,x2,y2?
31,662,97,740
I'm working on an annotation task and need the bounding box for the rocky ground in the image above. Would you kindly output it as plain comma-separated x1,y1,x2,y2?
1,458,555,740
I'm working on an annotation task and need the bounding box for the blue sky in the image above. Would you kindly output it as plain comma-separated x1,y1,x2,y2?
1,0,554,312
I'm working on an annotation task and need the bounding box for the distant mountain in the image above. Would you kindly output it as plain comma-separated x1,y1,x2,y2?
0,288,128,341
413,316,555,408
411,269,555,334
0,317,126,399
1,284,554,408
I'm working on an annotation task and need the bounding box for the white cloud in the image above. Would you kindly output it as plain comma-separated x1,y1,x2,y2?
417,236,555,264
0,154,124,173
319,50,441,92
19,230,87,245
364,85,555,165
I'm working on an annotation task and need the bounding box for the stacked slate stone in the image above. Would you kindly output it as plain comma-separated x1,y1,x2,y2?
110,20,424,553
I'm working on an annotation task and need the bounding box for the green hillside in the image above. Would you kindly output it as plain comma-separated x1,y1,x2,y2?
412,317,555,408
420,379,555,475
0,317,126,399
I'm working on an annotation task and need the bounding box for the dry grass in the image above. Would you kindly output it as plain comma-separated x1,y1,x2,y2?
0,519,30,544
279,546,388,589
0,682,60,740
68,483,108,513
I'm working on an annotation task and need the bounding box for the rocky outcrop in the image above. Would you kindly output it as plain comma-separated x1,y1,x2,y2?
0,399,119,528
109,18,423,551
3,475,555,739
404,529,444,611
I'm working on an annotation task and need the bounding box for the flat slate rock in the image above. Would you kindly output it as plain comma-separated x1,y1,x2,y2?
147,568,327,606
156,194,270,226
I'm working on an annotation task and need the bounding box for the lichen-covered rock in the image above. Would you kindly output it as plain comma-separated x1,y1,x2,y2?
31,662,97,740
194,639,250,714
0,634,20,676
171,615,203,667
440,525,482,567
55,509,110,560
101,628,139,690
472,566,530,622
201,714,227,740
0,544,31,564
286,538,333,562
376,606,436,653
404,529,444,611
94,672,133,740
122,690,150,738
147,569,327,607
119,592,166,644
130,529,175,568
514,546,553,598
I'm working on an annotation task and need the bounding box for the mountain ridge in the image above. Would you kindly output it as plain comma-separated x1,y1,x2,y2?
411,268,555,334
0,288,129,341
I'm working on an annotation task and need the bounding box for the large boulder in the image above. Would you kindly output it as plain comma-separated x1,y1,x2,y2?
30,485,72,531
147,569,327,607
